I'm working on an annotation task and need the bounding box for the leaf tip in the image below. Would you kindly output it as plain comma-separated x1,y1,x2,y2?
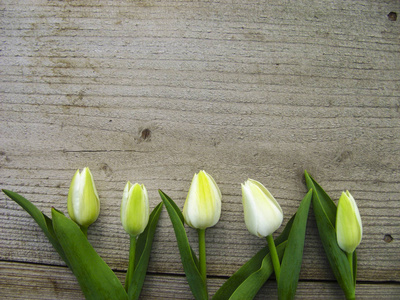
2,189,11,196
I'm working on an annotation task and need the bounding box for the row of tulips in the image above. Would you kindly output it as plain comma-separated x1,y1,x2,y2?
2,168,362,300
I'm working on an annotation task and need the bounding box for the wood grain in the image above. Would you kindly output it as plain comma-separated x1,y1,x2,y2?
1,0,399,298
1,261,400,299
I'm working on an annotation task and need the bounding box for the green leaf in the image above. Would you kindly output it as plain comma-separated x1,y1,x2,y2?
161,190,200,269
159,190,208,300
278,190,312,300
212,215,296,300
274,213,295,246
304,171,355,299
2,189,70,267
161,191,200,269
212,246,269,300
229,242,287,300
52,208,128,300
128,202,163,300
304,171,336,225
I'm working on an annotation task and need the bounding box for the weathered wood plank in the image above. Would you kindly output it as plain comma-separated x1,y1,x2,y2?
1,261,399,299
1,0,399,297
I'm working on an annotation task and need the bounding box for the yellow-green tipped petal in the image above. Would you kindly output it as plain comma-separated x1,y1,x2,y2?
183,170,221,229
121,182,149,236
67,169,80,223
241,179,283,238
336,191,362,253
67,167,100,227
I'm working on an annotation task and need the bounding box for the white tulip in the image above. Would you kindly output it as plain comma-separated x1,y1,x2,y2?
241,179,283,238
121,182,149,236
336,191,362,253
67,167,100,227
183,171,222,229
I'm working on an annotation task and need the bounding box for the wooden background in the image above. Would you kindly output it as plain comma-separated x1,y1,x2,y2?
1,0,399,298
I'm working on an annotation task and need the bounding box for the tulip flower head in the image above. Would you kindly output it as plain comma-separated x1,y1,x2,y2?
121,182,149,236
183,170,222,230
67,167,100,228
336,190,362,253
241,179,283,238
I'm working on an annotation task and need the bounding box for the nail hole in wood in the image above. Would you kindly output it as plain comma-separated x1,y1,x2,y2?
383,234,393,243
388,12,397,21
140,128,151,141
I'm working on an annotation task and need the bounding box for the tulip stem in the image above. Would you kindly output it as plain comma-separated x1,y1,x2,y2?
346,252,356,300
198,229,207,286
125,235,137,292
347,252,353,276
347,251,354,285
266,234,281,283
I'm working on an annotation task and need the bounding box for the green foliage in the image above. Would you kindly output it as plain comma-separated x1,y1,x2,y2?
278,190,312,300
3,189,163,300
128,202,163,300
2,189,70,266
305,171,355,299
52,209,128,300
159,190,208,300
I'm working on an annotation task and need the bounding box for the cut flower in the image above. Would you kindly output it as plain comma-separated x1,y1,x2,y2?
336,190,362,253
67,167,100,228
121,182,150,236
241,179,283,238
183,170,222,229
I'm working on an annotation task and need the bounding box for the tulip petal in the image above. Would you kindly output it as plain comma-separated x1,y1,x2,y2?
241,183,260,237
67,168,100,227
336,191,362,253
249,179,283,215
121,183,149,236
80,168,100,227
67,169,81,223
120,182,132,230
183,171,221,230
242,179,283,238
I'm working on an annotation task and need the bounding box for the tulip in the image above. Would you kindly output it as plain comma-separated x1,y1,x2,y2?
183,170,221,290
336,190,362,254
121,182,150,237
183,170,222,230
67,167,100,231
241,179,283,238
241,178,283,282
121,182,150,291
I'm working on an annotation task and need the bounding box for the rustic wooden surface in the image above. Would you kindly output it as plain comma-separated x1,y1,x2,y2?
1,0,399,299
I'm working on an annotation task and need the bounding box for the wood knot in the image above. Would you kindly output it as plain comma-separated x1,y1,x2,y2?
100,163,112,177
335,150,353,163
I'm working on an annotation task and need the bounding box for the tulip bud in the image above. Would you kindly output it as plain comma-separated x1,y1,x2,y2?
336,190,362,253
241,179,283,238
183,170,222,229
121,182,149,236
67,167,100,228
